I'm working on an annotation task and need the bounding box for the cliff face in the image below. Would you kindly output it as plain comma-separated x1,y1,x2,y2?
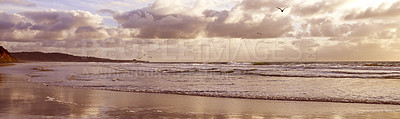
0,46,16,63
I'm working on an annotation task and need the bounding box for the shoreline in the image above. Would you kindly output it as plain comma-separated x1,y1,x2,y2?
2,63,400,118
98,88,400,106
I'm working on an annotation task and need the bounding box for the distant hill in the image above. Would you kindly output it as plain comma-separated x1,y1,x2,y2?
0,46,17,63
10,52,146,63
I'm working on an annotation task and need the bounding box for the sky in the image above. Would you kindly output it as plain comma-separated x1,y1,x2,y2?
1,0,400,62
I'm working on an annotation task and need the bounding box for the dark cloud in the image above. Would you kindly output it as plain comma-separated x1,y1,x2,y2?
50,14,75,31
0,20,14,30
75,26,109,39
75,26,96,33
14,22,32,30
98,9,116,15
113,9,207,39
30,24,47,30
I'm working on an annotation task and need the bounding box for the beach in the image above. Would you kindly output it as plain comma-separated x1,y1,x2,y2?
1,0,399,118
2,63,400,118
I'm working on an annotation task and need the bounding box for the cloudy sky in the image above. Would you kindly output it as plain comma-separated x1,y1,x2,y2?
1,0,400,62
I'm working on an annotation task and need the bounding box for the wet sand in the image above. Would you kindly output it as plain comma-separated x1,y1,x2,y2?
2,63,400,118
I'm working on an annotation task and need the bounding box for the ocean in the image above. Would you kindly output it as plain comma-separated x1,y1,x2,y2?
27,62,400,105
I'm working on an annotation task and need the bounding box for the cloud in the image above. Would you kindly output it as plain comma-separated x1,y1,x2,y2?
205,10,293,38
205,0,294,38
305,18,352,37
1,0,399,41
114,9,207,39
98,9,116,15
350,23,400,39
344,1,400,20
2,0,400,61
112,0,294,39
0,0,35,7
112,0,213,39
316,41,400,61
291,0,349,16
0,20,14,30
0,10,95,41
0,10,140,41
238,0,289,12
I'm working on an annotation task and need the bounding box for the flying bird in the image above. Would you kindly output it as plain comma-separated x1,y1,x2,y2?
138,54,152,59
276,7,286,12
43,83,49,86
256,33,263,35
138,54,146,59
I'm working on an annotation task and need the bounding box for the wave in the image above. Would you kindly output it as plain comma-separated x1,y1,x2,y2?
26,62,400,106
86,88,400,105
77,66,400,79
244,72,400,79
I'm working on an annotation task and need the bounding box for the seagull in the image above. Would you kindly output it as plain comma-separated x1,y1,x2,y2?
138,54,146,59
256,33,263,35
276,7,286,12
112,78,120,81
43,83,49,86
138,54,152,59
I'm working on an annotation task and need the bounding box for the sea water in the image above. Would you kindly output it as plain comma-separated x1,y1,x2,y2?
27,62,400,105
